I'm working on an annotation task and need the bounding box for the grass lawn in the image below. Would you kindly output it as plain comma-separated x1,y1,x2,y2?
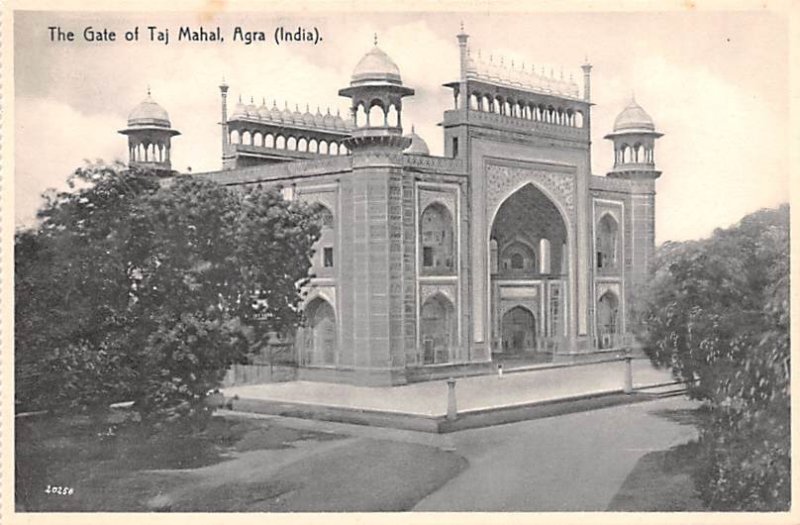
16,411,466,512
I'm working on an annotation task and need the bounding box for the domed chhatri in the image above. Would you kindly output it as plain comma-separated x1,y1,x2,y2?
351,44,403,86
404,125,430,155
613,97,655,133
604,95,663,179
339,36,415,151
119,88,180,175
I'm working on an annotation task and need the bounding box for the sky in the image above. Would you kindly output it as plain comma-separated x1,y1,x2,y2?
13,9,790,244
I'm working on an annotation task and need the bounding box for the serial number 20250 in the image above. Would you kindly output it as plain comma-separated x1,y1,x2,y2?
45,485,74,495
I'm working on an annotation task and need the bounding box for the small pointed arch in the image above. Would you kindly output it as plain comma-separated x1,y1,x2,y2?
276,135,286,149
574,110,585,128
253,131,263,147
470,93,479,110
500,240,536,272
330,142,339,156
622,144,632,163
368,100,385,126
355,102,367,127
287,136,297,151
319,140,329,155
386,104,399,127
230,129,241,144
265,133,275,148
309,138,318,153
315,203,335,229
242,130,252,145
634,143,645,163
298,136,308,152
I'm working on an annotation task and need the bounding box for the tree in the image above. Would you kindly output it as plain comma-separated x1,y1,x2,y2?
15,163,322,421
636,204,789,510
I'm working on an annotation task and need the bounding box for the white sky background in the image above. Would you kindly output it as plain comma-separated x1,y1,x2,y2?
14,10,789,244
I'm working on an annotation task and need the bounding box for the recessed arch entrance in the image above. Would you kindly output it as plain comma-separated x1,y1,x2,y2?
489,182,569,356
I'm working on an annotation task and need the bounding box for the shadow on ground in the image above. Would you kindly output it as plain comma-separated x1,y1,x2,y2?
17,413,466,512
608,439,706,511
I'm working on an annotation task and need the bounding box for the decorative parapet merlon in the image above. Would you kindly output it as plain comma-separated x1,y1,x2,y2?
229,98,353,133
465,47,581,100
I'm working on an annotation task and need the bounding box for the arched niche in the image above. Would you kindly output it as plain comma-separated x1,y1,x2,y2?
596,213,620,273
420,293,456,365
420,202,455,276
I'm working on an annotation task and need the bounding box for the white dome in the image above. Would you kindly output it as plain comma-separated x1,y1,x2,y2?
127,93,171,127
613,99,655,132
351,45,403,86
403,126,429,155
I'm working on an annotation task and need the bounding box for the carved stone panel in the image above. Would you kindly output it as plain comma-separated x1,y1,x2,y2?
485,163,576,226
420,283,457,306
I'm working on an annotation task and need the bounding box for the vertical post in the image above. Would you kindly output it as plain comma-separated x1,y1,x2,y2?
457,23,469,110
623,355,633,394
446,378,458,421
581,59,592,103
219,79,229,157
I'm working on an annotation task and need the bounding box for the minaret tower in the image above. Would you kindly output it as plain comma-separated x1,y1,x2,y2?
338,34,414,154
605,96,663,289
334,36,417,385
118,87,180,175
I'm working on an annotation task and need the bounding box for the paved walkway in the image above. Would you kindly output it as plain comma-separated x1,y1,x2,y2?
224,359,674,417
413,395,700,511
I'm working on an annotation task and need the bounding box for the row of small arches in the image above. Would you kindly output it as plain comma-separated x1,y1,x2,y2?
130,141,171,163
230,130,349,155
467,92,585,128
352,100,401,128
614,143,654,165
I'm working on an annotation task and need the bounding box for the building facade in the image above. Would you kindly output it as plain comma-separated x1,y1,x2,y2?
124,28,662,386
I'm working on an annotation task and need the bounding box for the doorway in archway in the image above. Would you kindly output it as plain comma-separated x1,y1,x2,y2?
501,306,536,355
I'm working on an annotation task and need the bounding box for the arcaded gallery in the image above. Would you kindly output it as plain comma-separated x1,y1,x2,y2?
119,26,662,385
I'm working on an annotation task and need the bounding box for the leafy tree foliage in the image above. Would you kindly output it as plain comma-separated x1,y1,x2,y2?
15,163,322,421
636,204,789,510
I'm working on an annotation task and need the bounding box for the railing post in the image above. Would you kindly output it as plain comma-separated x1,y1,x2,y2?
623,355,633,394
447,378,458,421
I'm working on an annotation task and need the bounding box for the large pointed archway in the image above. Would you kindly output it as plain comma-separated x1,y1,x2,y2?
489,183,569,357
